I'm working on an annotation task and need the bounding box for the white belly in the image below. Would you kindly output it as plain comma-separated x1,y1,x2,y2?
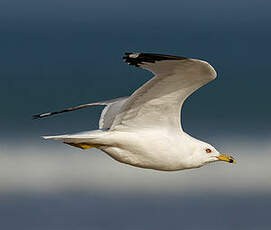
98,130,195,171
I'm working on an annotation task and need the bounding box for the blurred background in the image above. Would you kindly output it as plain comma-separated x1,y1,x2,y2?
1,0,271,229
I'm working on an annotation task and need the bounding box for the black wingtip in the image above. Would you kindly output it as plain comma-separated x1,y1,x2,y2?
123,52,187,67
32,112,52,119
123,53,142,67
32,114,40,119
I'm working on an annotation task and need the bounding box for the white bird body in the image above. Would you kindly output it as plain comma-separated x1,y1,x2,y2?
98,130,200,171
38,53,236,171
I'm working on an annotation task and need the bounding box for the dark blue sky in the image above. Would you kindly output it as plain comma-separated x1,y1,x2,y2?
1,0,270,141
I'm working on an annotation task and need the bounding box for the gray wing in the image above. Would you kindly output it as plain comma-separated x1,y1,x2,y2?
110,53,217,132
99,97,129,129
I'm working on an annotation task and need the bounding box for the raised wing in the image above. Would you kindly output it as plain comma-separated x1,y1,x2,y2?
110,53,217,132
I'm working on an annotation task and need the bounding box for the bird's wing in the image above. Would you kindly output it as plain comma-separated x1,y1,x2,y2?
111,53,217,132
99,97,129,129
33,97,129,129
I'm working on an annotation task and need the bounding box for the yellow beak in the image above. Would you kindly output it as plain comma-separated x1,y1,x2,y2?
216,154,236,164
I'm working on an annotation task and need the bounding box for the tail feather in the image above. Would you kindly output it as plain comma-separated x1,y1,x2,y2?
43,130,105,144
43,130,107,150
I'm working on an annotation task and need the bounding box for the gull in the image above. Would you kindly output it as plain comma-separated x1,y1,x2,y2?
34,52,236,171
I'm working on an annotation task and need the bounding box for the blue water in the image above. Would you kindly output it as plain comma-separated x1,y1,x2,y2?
1,193,270,230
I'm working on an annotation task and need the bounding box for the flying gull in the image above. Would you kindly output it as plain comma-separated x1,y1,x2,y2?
34,52,236,171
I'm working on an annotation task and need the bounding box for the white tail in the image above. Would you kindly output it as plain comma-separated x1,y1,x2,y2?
43,130,108,149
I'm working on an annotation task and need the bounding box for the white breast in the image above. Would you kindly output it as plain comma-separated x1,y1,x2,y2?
99,129,199,171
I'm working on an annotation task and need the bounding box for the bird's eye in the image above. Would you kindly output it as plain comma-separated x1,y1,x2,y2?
205,148,212,153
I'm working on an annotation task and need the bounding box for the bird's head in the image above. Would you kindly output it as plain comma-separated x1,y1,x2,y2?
193,141,236,167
